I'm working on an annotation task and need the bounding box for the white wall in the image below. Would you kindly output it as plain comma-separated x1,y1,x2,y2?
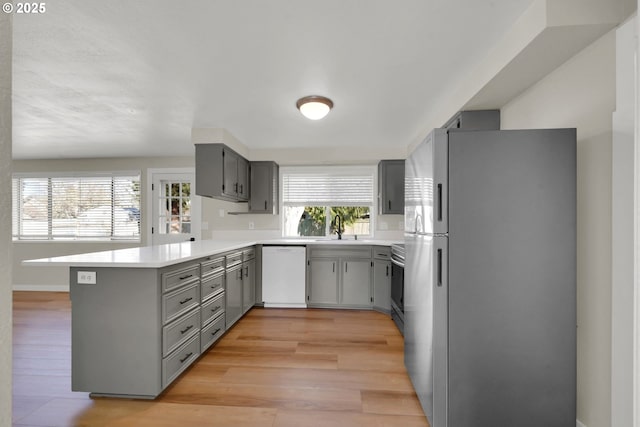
501,30,616,427
611,15,636,427
0,9,12,427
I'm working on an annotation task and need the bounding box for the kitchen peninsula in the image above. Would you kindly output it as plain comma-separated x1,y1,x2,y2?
23,238,400,399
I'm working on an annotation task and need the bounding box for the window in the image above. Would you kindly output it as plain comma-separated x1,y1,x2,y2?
157,179,191,235
281,166,375,238
12,172,141,241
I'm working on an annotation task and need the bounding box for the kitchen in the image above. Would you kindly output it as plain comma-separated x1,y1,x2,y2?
1,1,639,427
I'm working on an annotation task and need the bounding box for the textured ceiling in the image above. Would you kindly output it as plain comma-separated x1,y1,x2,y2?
12,0,535,159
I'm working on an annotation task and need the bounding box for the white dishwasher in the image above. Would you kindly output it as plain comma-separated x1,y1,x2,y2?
261,246,307,308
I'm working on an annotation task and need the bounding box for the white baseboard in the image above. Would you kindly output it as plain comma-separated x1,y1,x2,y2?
577,420,586,427
13,284,69,292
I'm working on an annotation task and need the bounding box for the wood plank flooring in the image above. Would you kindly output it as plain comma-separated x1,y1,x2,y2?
12,291,429,427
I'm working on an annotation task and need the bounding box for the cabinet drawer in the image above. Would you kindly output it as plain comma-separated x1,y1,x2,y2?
162,264,200,293
162,308,201,357
201,313,225,353
308,245,372,259
162,334,200,388
373,246,391,260
201,271,225,301
201,292,225,326
226,251,243,267
242,247,255,261
163,282,200,325
201,256,225,277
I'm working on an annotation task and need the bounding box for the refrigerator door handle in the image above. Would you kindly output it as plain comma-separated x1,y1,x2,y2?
437,248,443,287
437,184,443,222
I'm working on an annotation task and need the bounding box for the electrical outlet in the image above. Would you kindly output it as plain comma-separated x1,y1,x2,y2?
77,271,97,285
248,222,255,230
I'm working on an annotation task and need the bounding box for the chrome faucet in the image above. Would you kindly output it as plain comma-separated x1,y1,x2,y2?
334,214,343,240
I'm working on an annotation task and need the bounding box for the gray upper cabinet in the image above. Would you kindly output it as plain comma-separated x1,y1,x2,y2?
195,143,250,202
378,160,405,215
222,148,238,199
443,109,500,130
237,157,249,201
249,161,279,214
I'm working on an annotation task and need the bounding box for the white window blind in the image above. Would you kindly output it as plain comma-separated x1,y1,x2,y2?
282,166,374,206
12,172,141,241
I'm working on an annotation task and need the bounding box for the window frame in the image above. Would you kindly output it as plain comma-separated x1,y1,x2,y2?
280,165,377,239
12,171,142,243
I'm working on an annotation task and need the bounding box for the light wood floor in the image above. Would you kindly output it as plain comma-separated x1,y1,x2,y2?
12,291,429,427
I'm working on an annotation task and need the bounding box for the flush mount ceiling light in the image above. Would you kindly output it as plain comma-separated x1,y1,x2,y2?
296,95,333,120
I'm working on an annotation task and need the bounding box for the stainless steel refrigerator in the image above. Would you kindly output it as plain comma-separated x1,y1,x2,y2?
404,127,576,427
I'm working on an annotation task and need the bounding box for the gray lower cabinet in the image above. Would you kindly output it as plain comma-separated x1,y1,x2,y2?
225,256,244,328
307,245,373,309
340,259,371,306
70,262,203,398
372,246,391,313
200,254,226,354
69,246,258,399
242,258,256,313
308,258,339,304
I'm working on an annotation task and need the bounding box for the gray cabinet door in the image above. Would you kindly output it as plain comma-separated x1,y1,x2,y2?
195,144,224,199
226,264,243,327
373,260,391,312
223,149,238,199
340,259,371,306
379,160,405,214
248,161,279,214
242,259,255,313
308,259,339,304
237,157,249,201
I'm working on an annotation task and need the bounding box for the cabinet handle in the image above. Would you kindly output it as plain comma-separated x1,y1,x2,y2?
179,274,193,280
332,262,335,273
179,297,193,305
234,183,238,193
179,352,193,363
388,200,391,210
264,200,267,210
180,325,193,335
212,306,221,312
386,265,389,276
212,328,221,336
345,262,348,273
240,184,244,194
245,266,249,277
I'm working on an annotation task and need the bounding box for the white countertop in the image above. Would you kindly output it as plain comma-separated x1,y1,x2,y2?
23,238,402,268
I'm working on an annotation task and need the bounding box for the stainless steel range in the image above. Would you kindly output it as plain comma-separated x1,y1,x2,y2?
390,243,405,335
